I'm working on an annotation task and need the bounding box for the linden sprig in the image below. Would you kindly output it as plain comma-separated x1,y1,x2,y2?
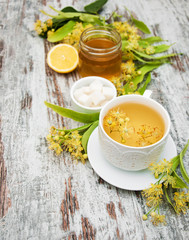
142,140,189,226
44,101,99,163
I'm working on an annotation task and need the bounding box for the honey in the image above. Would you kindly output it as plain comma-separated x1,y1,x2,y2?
78,27,122,79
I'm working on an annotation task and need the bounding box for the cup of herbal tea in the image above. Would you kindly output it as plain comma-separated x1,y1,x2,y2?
98,94,171,171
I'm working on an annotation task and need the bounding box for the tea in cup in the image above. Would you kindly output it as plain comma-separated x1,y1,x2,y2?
98,94,171,171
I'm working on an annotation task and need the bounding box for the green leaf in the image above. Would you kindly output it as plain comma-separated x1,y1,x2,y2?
172,171,188,189
171,155,180,171
121,40,129,51
154,44,174,54
141,36,164,44
61,6,78,13
44,101,99,123
84,0,108,14
171,140,189,172
138,40,149,48
133,50,177,60
124,64,162,94
179,140,189,183
82,121,99,153
137,73,151,95
131,16,151,34
41,6,100,23
163,186,178,213
47,20,75,42
133,53,170,65
57,123,93,133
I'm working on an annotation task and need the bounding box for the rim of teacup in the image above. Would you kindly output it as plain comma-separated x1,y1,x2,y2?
99,94,171,149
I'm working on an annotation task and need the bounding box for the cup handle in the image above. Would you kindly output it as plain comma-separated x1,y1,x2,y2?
143,90,152,98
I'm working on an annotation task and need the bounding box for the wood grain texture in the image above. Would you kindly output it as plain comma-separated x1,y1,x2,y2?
0,0,189,239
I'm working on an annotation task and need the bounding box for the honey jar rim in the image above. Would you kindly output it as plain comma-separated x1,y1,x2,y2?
79,26,122,53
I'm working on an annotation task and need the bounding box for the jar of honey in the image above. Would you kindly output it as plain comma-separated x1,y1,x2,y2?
78,26,122,80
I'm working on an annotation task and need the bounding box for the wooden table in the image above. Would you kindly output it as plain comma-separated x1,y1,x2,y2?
0,0,189,239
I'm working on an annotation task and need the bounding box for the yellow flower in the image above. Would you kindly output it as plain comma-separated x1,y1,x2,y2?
149,158,173,176
62,22,92,49
50,126,57,135
34,19,41,29
46,19,53,28
174,191,189,214
41,23,47,32
110,109,126,119
146,45,155,55
142,183,163,207
163,174,176,188
142,214,148,221
35,26,43,35
46,134,52,142
151,213,166,226
104,116,114,126
122,60,135,75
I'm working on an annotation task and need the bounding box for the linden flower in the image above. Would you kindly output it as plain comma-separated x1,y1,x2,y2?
110,109,126,119
49,142,63,155
174,191,189,214
50,126,57,135
149,158,173,177
151,213,166,226
122,52,134,61
120,126,134,142
34,19,41,29
146,45,155,55
162,174,176,188
41,22,47,32
62,22,92,49
46,19,53,28
104,116,115,126
142,183,163,207
109,77,124,96
121,60,135,75
63,130,87,163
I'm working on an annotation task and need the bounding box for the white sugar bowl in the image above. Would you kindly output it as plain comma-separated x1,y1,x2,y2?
70,76,117,113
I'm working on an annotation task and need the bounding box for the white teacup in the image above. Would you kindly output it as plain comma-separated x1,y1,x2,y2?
98,94,171,171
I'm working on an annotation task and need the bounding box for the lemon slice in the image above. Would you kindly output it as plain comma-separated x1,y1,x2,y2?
47,44,79,73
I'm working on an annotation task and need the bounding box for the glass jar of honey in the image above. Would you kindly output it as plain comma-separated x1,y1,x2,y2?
78,26,122,80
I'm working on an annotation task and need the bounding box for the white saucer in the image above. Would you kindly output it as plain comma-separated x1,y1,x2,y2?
87,127,177,191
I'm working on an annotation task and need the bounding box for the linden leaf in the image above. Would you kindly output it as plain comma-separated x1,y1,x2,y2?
57,123,93,133
163,186,178,213
172,171,188,189
84,0,108,14
44,101,99,123
82,121,99,153
124,64,162,94
47,20,75,42
171,140,189,171
133,53,170,65
180,140,189,183
154,44,174,54
61,6,78,13
132,50,177,60
137,73,151,95
131,16,151,34
140,36,165,44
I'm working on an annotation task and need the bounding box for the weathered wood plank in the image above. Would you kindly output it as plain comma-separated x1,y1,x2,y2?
0,0,189,239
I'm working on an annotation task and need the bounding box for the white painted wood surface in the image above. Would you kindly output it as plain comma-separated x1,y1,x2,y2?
0,0,189,239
